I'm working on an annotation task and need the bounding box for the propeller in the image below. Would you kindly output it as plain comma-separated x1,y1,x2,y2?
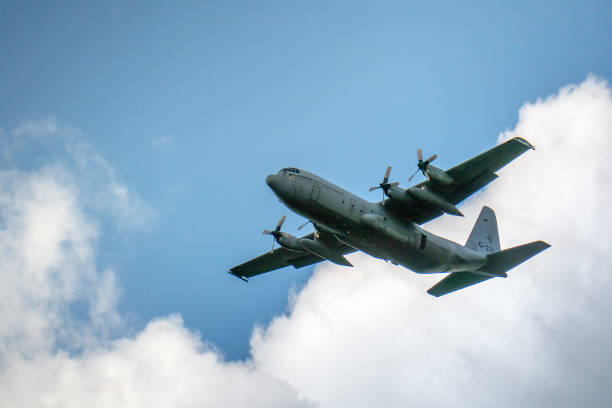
369,166,399,200
408,149,438,182
297,220,311,231
263,215,286,250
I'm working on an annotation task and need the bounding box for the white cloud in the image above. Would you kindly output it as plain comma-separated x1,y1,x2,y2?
66,138,157,230
0,316,313,408
1,76,611,407
0,116,156,230
0,166,117,357
12,116,59,137
0,119,309,408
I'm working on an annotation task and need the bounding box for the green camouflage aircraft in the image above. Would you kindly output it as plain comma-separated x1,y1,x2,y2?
230,137,549,296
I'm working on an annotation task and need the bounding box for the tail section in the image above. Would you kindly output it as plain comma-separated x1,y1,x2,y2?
428,206,550,297
465,206,500,253
477,240,550,277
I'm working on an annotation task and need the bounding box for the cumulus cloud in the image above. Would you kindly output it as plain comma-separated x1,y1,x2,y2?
1,76,611,407
0,316,312,408
0,119,310,407
1,116,156,230
0,166,111,356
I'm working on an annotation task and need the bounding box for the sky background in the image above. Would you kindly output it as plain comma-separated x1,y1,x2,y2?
1,2,612,406
1,0,611,359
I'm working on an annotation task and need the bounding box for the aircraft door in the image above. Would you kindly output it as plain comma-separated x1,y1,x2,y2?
415,233,427,250
310,185,320,201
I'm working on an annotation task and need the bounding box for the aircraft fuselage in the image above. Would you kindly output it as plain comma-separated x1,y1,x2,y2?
265,168,488,274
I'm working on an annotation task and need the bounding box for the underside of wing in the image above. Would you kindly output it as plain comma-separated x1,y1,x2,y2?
445,136,534,184
427,272,493,297
229,232,355,280
389,137,534,224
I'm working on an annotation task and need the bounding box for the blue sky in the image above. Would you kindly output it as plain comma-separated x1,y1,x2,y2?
1,0,611,362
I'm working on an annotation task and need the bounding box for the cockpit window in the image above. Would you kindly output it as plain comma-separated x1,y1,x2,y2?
280,167,301,174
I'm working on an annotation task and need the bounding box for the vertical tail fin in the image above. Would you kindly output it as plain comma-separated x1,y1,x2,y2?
466,206,500,253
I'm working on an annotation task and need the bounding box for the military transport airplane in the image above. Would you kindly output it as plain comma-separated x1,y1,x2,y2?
229,137,550,296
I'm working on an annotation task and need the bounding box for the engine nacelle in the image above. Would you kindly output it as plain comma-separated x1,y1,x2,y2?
408,187,463,216
385,185,415,205
425,165,455,185
277,233,304,252
299,238,353,266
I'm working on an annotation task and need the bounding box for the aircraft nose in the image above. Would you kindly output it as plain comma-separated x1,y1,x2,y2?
266,174,277,189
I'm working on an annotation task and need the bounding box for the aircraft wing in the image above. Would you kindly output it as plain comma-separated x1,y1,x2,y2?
396,137,534,224
426,272,493,297
229,232,356,280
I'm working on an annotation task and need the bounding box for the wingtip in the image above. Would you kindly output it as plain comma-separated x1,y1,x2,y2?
513,136,535,150
427,289,442,297
538,240,551,249
228,270,249,282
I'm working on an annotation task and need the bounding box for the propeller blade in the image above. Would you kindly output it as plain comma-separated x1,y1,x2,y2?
263,229,272,235
408,168,420,182
275,215,286,232
383,166,392,184
388,181,399,187
425,154,437,164
369,186,380,192
417,149,423,162
297,220,310,231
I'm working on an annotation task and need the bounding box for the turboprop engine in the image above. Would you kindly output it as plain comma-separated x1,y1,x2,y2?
408,187,463,216
408,149,455,185
380,182,463,217
263,216,302,251
263,216,353,266
369,151,462,216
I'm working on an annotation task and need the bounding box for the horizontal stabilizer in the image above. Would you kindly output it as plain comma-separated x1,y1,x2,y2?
479,240,550,276
428,240,550,297
427,272,492,297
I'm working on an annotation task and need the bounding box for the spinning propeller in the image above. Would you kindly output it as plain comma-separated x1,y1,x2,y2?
408,149,438,182
263,215,286,250
297,220,311,231
369,166,399,200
